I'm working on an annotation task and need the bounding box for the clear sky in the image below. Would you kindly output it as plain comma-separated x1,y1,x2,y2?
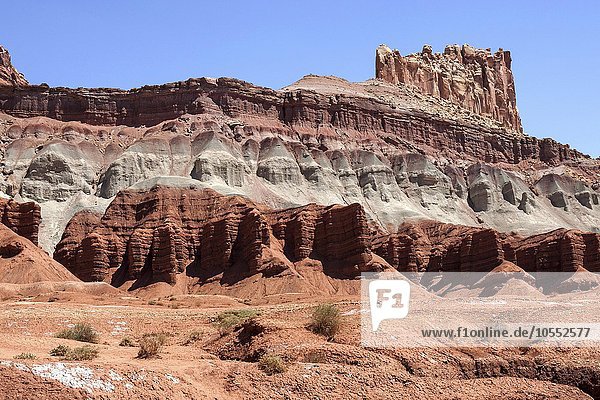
1,1,599,156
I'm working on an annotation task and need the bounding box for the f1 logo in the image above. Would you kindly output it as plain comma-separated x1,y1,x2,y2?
369,279,411,331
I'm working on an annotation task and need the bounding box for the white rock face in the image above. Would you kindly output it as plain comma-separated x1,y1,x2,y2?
99,137,191,197
21,142,100,202
3,114,600,256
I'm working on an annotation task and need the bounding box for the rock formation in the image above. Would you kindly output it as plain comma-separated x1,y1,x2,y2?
53,186,600,289
54,187,385,287
373,220,600,274
0,46,28,86
0,43,599,292
0,198,40,245
376,44,522,132
0,223,78,283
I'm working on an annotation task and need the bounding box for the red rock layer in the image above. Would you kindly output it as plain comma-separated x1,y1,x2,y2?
0,198,40,245
0,77,584,167
0,223,78,284
54,188,380,286
376,44,522,132
54,187,600,289
373,221,600,274
0,46,28,86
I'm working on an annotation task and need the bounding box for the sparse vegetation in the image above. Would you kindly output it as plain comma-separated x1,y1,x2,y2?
119,337,136,347
137,333,167,359
182,331,203,346
49,344,98,360
258,354,286,375
64,345,99,361
55,322,98,343
49,345,70,357
309,303,341,339
215,309,260,333
13,353,36,360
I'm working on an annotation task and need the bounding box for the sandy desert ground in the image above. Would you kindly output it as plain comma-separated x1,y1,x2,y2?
0,286,598,400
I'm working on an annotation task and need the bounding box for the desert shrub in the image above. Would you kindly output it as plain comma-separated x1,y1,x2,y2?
182,331,203,346
309,304,340,339
119,337,136,347
55,323,98,343
258,354,286,375
49,345,70,357
64,345,99,361
49,345,98,360
137,333,166,359
216,309,260,333
13,353,36,360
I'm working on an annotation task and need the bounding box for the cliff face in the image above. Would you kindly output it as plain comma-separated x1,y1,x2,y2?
0,76,579,166
0,198,40,245
0,46,28,86
54,187,383,286
1,43,600,292
54,187,600,290
376,44,522,132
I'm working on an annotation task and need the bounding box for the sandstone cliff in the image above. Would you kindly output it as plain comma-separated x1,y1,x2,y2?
55,187,385,288
54,187,600,290
0,46,28,86
0,43,599,293
376,44,522,132
0,198,40,245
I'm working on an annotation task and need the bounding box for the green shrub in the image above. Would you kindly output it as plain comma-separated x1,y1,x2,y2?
50,345,98,361
55,323,98,343
309,304,340,339
258,354,286,375
119,337,136,347
13,353,36,360
137,333,166,359
216,309,260,333
64,345,99,361
50,345,70,357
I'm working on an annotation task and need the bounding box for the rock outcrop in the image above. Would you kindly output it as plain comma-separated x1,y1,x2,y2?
373,220,600,274
376,44,522,132
0,223,78,284
1,43,600,290
0,198,40,245
0,46,28,86
54,187,384,287
54,186,600,290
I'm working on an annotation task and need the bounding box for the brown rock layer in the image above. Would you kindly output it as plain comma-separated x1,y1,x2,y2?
54,187,381,286
373,221,600,274
54,187,600,289
376,44,522,132
0,223,78,283
0,77,583,167
0,198,40,245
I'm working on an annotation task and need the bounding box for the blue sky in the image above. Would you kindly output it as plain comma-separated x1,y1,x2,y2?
1,1,599,156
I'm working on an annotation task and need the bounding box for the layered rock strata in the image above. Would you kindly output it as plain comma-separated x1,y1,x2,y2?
0,198,40,245
54,187,383,286
1,43,600,270
0,46,28,86
55,187,600,289
376,44,522,132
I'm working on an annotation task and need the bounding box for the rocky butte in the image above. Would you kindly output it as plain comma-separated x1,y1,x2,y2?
0,43,599,293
